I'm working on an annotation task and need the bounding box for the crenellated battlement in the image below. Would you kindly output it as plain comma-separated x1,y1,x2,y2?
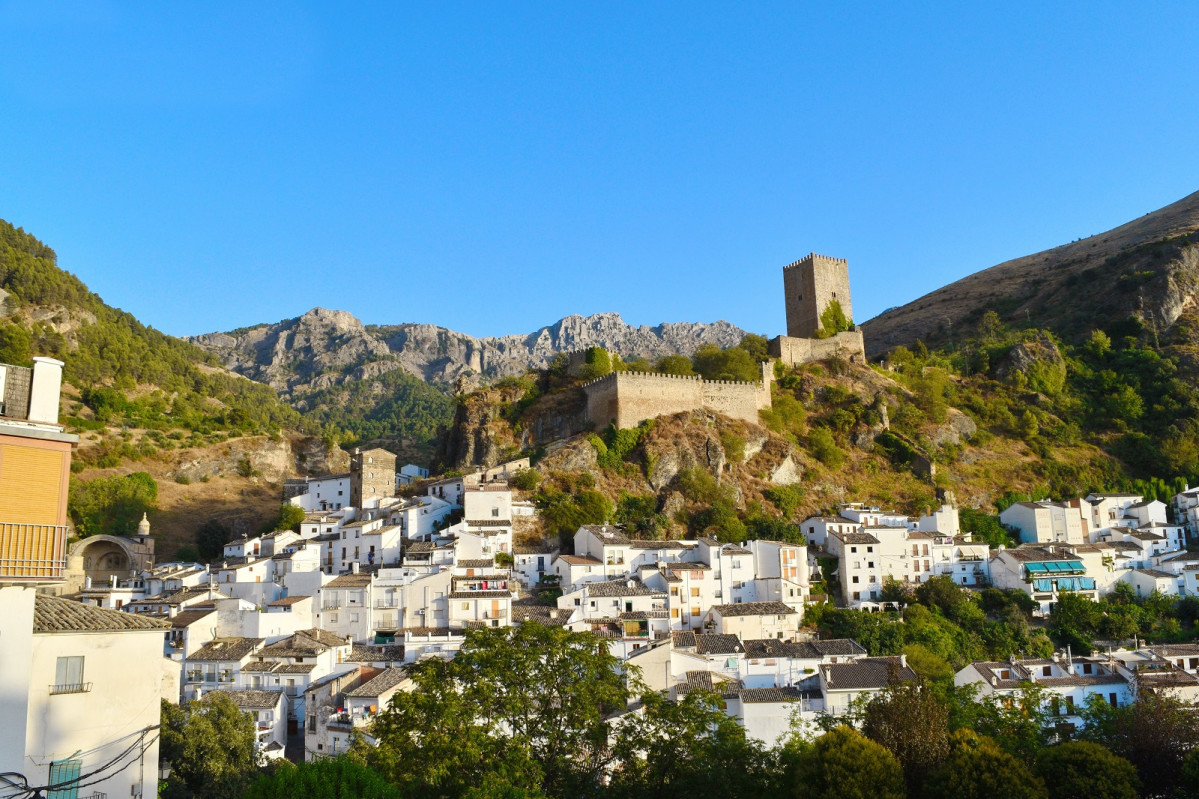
583,363,772,430
783,251,854,339
783,252,849,271
583,370,761,389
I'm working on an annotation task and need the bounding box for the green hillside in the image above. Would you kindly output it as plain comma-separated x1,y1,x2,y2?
0,220,315,465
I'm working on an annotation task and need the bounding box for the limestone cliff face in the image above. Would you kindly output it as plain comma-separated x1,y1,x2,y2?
191,309,747,398
440,382,590,471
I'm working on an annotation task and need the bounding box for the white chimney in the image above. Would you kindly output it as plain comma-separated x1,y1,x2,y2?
351,562,360,574
28,357,64,424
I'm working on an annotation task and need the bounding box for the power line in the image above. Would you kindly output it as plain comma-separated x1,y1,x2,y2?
9,725,161,799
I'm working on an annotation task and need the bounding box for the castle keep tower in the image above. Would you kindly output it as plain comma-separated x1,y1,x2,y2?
350,447,396,509
783,253,853,338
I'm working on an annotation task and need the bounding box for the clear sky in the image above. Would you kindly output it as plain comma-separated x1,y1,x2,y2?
1,2,1197,339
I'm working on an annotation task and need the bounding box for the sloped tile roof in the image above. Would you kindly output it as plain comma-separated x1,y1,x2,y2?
740,687,802,703
327,572,375,588
208,688,284,709
187,637,264,662
169,609,215,628
346,667,410,697
346,645,405,663
584,579,663,598
672,631,697,648
694,634,744,655
34,595,170,633
822,656,916,690
711,601,797,617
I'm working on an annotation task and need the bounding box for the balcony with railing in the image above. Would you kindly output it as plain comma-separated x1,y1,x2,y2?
0,522,69,581
49,682,92,695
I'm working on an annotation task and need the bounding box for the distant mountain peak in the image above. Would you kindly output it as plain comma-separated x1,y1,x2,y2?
190,311,747,397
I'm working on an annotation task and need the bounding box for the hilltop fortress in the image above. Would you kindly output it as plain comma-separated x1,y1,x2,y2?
584,253,867,429
769,253,867,366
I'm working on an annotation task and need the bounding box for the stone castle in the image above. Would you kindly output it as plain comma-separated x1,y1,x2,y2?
583,252,866,429
584,362,773,430
769,253,866,366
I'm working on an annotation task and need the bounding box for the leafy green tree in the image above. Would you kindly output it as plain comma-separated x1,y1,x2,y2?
578,347,613,380
763,484,803,518
244,758,405,799
1018,409,1040,440
806,427,845,468
261,502,306,534
614,492,667,538
0,322,32,365
690,501,747,544
738,333,770,362
160,695,260,799
68,471,158,538
609,690,775,799
1033,741,1139,799
509,468,541,491
817,300,852,338
788,725,904,799
809,608,905,656
1079,684,1199,797
979,310,1006,342
925,729,1046,799
959,508,1015,547
1048,592,1102,654
656,354,695,376
352,623,627,799
970,683,1057,763
195,518,233,562
862,678,950,795
536,487,613,543
1087,329,1112,357
691,344,760,382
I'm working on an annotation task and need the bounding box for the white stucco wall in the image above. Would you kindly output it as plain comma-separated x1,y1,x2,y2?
26,627,166,799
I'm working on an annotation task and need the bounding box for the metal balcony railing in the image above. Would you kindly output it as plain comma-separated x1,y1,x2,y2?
49,682,92,695
0,522,69,581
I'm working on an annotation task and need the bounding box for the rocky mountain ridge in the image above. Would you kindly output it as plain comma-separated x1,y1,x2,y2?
862,189,1199,357
191,310,748,398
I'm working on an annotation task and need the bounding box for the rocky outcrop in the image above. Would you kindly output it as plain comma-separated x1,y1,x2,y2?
191,310,748,399
165,433,344,484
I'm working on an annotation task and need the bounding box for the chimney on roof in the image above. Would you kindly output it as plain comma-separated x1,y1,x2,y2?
991,675,998,686
899,653,907,668
28,356,64,424
351,562,360,574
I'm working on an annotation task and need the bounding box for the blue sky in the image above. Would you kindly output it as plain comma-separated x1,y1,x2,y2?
1,2,1197,339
